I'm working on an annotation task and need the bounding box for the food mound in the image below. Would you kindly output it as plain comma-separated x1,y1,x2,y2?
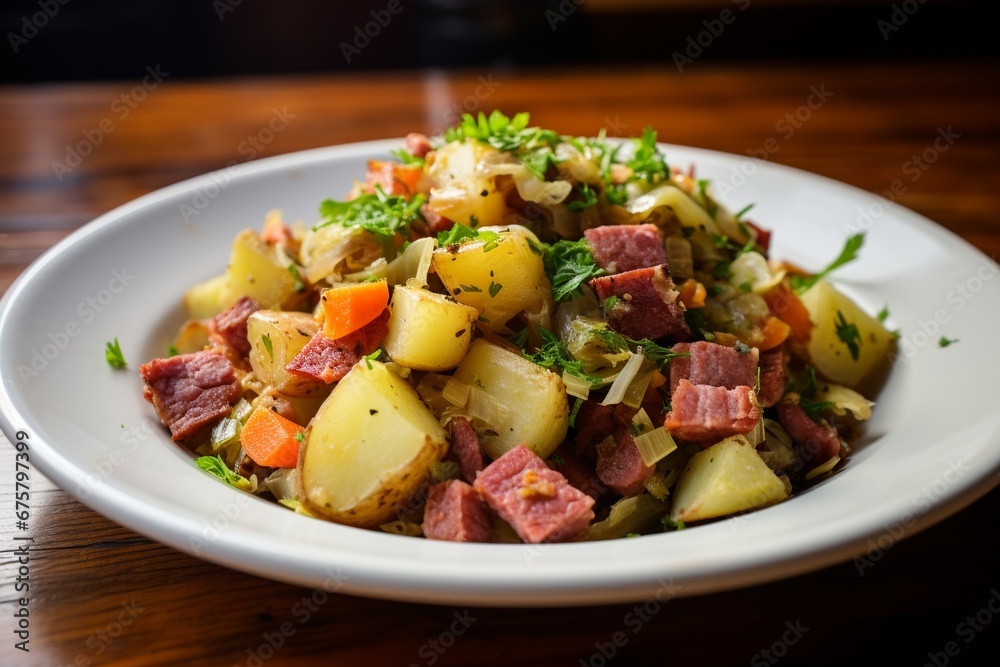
139,111,894,544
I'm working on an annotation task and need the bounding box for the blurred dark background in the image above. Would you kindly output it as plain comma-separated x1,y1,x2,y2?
1,0,996,83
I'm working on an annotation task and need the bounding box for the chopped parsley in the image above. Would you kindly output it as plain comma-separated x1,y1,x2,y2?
791,232,866,294
508,328,529,349
363,349,382,370
195,455,251,491
523,328,602,387
594,328,690,371
734,203,755,221
877,305,890,322
521,147,561,181
567,183,599,212
315,185,426,260
626,126,669,185
105,338,127,369
542,239,605,302
444,111,561,154
939,336,959,348
390,147,425,167
661,516,685,532
697,179,719,218
603,295,618,313
488,281,503,298
261,334,273,361
834,311,862,361
459,283,482,293
295,432,305,443
436,222,479,247
287,263,305,292
167,345,179,358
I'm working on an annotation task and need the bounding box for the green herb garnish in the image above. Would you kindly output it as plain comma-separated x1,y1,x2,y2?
105,338,127,369
261,334,273,361
542,239,605,302
791,233,866,294
939,336,959,348
195,455,251,491
834,311,862,361
315,186,425,260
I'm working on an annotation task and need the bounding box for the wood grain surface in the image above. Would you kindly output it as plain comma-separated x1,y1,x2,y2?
2,62,999,666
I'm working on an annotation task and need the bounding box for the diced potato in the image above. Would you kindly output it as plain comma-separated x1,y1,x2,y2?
432,226,552,333
384,283,479,371
425,139,510,227
219,229,301,310
247,311,327,398
669,435,789,523
452,338,568,460
798,280,894,389
183,274,227,319
298,360,448,527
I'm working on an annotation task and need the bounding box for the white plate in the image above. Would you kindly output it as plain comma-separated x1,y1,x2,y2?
2,140,1000,607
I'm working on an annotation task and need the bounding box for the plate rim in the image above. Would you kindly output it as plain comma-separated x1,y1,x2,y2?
3,138,1000,606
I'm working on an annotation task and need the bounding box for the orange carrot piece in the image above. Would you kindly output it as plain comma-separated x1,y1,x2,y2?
764,282,812,343
677,279,707,309
364,160,423,197
240,408,304,469
321,280,390,340
758,316,791,351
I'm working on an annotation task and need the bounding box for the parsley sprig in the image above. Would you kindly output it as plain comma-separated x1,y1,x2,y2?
834,311,862,361
105,338,127,369
791,233,866,294
541,239,605,302
444,111,561,155
195,455,252,491
522,328,603,387
315,185,425,259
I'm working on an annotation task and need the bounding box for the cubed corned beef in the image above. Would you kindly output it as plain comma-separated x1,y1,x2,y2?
745,221,771,255
286,309,388,384
573,400,616,460
776,401,843,467
473,445,595,544
405,132,433,158
140,349,242,441
447,416,484,484
669,341,759,394
548,443,606,499
664,380,760,443
612,385,667,429
589,265,691,343
583,224,667,274
421,204,453,234
757,348,787,408
596,428,655,496
422,480,493,543
211,296,261,357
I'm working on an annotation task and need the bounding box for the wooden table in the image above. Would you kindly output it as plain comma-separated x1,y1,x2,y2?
2,63,999,666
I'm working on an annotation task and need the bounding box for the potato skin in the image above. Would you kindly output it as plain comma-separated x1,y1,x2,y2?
298,360,448,527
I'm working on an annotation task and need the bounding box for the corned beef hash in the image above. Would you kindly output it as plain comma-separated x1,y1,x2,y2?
139,112,894,544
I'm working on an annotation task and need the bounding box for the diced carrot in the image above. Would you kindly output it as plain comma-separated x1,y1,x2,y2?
758,316,791,351
363,160,423,197
321,280,390,340
240,408,304,469
677,279,707,309
764,281,812,343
